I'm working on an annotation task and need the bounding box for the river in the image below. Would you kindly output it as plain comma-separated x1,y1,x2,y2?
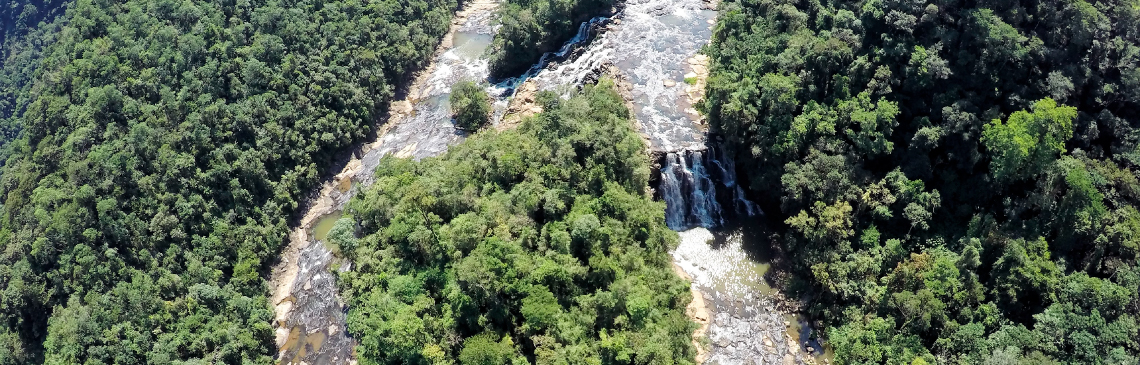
267,0,832,363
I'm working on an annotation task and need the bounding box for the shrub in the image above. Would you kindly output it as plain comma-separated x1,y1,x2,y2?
451,80,491,130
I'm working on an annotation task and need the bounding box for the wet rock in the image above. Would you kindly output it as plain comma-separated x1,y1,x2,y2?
664,79,677,87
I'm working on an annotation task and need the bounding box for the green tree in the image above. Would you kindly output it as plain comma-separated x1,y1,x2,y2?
487,0,615,78
982,99,1077,181
703,0,1140,361
451,80,492,131
0,0,459,362
337,80,696,364
459,333,516,365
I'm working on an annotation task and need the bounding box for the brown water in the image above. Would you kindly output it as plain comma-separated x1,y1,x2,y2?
278,325,331,364
312,212,343,242
336,178,352,193
452,32,494,60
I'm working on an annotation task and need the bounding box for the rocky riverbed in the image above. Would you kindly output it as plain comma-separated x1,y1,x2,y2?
267,0,501,363
674,228,834,365
266,0,835,363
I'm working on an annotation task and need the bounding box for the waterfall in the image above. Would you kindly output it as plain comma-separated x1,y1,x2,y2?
494,17,610,92
660,146,762,231
707,145,762,217
661,153,689,230
686,150,722,228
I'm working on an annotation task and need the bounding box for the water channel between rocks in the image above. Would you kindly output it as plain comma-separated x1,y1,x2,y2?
268,0,833,363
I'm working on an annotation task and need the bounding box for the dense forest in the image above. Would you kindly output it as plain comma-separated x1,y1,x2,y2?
4,0,1140,362
0,0,69,167
487,0,614,78
333,80,697,364
0,0,456,362
1,0,67,47
703,0,1140,362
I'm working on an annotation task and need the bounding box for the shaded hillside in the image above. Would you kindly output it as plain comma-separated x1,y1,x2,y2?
703,0,1140,362
0,0,456,362
0,0,69,166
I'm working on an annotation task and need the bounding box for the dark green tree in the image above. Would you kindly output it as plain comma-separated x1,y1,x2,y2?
0,0,459,362
451,80,492,131
337,80,697,364
703,0,1140,361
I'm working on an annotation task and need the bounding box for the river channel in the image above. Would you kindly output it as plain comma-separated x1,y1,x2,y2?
267,0,833,363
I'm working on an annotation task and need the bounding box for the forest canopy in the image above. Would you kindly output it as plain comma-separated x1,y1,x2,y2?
0,0,456,362
703,0,1140,362
0,0,70,168
450,80,492,131
333,80,698,364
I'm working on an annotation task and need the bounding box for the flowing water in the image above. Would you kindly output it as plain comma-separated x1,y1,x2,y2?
659,146,762,231
525,0,717,151
522,0,836,362
270,0,830,363
268,2,503,363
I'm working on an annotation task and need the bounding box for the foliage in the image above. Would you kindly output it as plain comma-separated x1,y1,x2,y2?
487,0,613,78
703,0,1140,362
335,80,697,364
450,80,491,131
982,99,1077,181
0,0,69,168
0,0,457,362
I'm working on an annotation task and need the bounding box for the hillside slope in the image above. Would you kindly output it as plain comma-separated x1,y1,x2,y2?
0,0,456,362
703,0,1140,362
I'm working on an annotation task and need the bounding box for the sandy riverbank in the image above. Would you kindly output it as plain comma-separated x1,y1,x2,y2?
267,0,501,362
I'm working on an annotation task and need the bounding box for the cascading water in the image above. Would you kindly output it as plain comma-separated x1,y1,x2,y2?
271,0,815,362
661,153,692,230
660,146,760,231
706,144,762,217
686,150,722,227
494,16,611,93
